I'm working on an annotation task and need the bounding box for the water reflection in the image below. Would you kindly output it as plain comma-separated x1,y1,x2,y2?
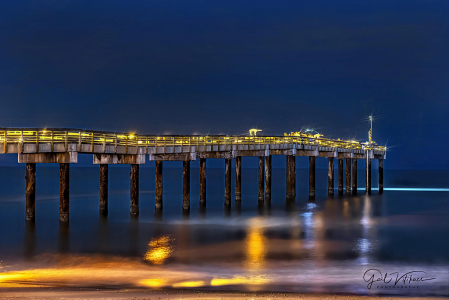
356,195,377,265
98,214,109,253
173,280,206,287
211,275,269,286
154,208,163,221
58,222,70,254
235,200,241,216
24,221,35,260
245,218,266,269
139,278,165,287
129,217,139,256
224,203,231,217
144,235,174,264
300,202,326,261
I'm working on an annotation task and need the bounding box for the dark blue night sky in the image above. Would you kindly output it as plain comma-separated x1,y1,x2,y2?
1,0,448,169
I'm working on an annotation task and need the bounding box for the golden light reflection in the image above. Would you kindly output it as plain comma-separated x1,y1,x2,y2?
138,278,166,287
245,218,266,269
144,235,174,264
0,254,273,290
211,275,269,286
0,272,41,287
172,280,205,287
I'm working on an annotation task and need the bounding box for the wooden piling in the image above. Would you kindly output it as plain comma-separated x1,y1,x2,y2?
292,156,296,198
338,159,343,195
130,164,139,215
155,161,163,209
328,158,334,195
286,156,291,199
59,163,69,222
99,164,108,215
183,161,190,210
264,155,271,200
352,159,357,194
258,157,264,201
25,163,36,221
235,156,241,201
286,155,296,200
199,158,206,205
345,158,351,194
225,158,231,205
366,158,371,194
309,156,315,198
379,159,383,194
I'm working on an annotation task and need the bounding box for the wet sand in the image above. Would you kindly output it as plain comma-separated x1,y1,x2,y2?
0,288,444,300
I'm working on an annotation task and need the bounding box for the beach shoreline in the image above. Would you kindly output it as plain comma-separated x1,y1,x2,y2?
0,288,444,300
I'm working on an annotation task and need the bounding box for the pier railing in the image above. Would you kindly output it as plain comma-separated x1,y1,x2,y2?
0,128,386,154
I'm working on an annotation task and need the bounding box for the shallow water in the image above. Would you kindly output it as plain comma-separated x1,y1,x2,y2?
0,165,448,296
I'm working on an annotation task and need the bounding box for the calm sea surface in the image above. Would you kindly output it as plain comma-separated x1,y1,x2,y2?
0,164,448,296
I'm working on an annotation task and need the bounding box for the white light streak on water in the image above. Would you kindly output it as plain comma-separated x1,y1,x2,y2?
357,188,449,191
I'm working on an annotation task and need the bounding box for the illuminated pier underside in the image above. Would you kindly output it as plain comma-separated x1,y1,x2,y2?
0,128,386,221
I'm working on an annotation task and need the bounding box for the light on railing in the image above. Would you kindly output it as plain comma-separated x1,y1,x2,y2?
129,134,135,139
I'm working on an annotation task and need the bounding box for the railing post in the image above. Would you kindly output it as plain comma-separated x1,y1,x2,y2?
51,131,54,152
35,130,39,153
3,131,6,153
145,137,148,154
64,131,68,152
181,136,183,153
78,132,81,152
20,131,23,153
125,135,128,154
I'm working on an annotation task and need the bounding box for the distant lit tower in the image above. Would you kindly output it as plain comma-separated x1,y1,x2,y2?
249,128,262,136
368,114,373,147
366,114,373,194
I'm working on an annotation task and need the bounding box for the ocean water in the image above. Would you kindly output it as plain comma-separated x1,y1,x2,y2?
0,164,448,296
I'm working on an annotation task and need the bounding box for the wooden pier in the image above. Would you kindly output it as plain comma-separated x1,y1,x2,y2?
0,128,386,221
